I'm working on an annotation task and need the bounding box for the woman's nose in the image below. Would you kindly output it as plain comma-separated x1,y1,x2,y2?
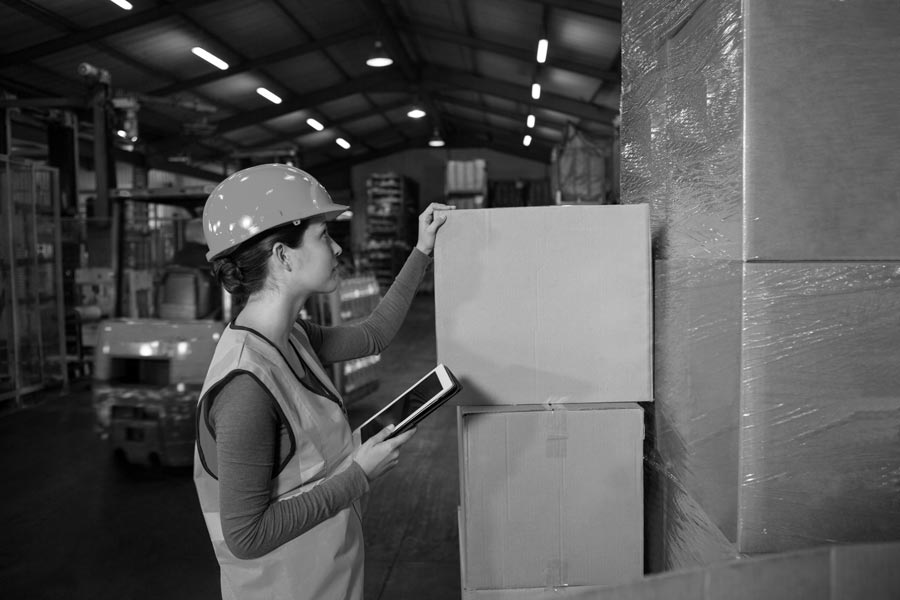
331,239,342,257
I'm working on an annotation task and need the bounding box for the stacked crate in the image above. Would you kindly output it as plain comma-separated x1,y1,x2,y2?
434,205,652,598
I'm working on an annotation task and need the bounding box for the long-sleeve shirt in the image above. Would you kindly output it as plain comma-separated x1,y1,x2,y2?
208,249,431,559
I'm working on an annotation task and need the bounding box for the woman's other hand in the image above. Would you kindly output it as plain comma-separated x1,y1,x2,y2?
353,425,417,481
415,203,454,256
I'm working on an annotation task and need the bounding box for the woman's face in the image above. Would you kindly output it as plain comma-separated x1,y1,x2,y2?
291,216,342,293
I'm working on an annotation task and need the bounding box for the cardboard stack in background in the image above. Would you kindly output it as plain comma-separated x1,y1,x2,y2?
621,0,900,570
435,205,652,598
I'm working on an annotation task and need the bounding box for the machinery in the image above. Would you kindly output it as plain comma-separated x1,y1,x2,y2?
91,188,224,468
94,318,222,467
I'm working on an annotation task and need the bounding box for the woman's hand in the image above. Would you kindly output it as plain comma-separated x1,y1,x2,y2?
415,203,455,256
353,425,417,481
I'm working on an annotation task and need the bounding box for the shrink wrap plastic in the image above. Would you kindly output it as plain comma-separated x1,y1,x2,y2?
623,0,900,571
621,0,743,260
647,260,900,568
740,264,900,552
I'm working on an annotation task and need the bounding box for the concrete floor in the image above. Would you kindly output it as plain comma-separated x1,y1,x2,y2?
0,294,461,600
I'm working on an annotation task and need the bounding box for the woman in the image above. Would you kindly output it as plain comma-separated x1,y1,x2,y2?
193,163,451,600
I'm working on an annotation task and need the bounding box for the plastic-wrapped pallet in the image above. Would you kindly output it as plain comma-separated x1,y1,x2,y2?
621,0,900,570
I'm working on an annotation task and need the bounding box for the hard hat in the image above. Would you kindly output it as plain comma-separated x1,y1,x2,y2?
202,163,348,260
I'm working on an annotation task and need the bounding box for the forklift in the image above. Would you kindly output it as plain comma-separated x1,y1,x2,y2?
92,187,226,468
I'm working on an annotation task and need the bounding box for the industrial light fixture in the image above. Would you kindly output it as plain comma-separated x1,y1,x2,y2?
428,128,445,148
531,82,541,100
306,117,324,131
407,105,426,119
536,38,549,63
120,109,139,142
336,137,351,150
192,47,229,70
526,114,535,128
366,40,393,68
109,0,133,9
256,87,282,104
523,134,532,147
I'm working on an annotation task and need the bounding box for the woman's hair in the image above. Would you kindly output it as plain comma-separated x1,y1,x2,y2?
210,220,310,295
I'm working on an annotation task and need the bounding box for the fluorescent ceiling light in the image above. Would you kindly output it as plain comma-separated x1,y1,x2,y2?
109,0,133,9
336,137,351,150
407,107,426,119
523,134,532,147
192,47,229,71
256,87,282,104
306,118,324,131
536,39,548,63
526,114,535,128
531,83,541,100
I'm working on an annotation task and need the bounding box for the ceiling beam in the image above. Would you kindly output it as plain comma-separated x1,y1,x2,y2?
443,113,556,151
270,0,402,145
449,135,551,164
307,131,550,178
150,31,375,97
421,66,618,124
305,137,429,177
214,70,405,134
435,94,562,133
435,93,614,138
404,23,619,83
525,0,621,22
0,0,221,68
148,71,406,156
240,98,411,152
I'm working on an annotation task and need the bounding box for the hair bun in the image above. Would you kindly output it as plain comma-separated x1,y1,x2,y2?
212,257,245,294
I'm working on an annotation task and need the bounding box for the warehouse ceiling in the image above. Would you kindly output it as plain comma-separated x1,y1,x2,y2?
0,0,621,181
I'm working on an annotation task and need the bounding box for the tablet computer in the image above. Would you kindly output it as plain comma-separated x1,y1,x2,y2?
356,364,461,442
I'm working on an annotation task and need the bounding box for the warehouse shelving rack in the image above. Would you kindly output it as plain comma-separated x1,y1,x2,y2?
444,159,487,210
0,156,67,411
364,172,418,292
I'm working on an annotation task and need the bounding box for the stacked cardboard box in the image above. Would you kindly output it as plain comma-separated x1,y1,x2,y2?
589,542,900,600
435,205,652,597
622,0,900,570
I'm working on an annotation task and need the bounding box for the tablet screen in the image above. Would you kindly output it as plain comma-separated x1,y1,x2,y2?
397,371,445,417
357,366,459,442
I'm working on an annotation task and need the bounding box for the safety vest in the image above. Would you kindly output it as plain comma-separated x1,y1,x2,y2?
194,321,364,600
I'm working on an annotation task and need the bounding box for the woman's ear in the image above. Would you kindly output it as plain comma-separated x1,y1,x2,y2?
272,242,293,272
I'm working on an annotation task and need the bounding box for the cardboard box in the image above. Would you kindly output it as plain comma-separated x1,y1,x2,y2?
652,259,743,543
435,206,652,405
581,542,900,600
743,0,900,260
646,260,900,566
739,262,900,552
622,0,900,261
458,404,644,595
